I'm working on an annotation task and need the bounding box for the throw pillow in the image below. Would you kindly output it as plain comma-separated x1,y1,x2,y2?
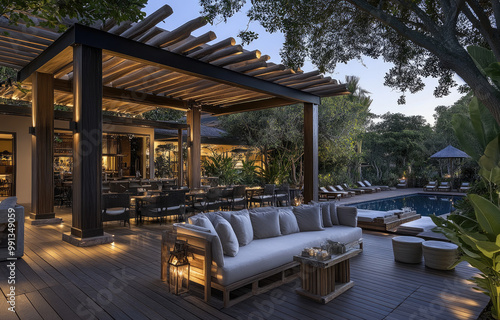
213,216,239,256
178,223,225,267
193,215,218,236
337,207,358,227
0,196,17,210
230,212,254,246
218,209,249,221
293,205,324,232
328,201,339,225
310,201,333,227
278,208,300,235
249,208,281,239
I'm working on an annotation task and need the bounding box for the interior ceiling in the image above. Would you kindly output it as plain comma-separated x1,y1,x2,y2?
0,134,14,139
0,5,349,116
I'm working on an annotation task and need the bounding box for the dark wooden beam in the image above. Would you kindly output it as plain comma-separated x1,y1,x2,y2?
30,72,55,220
203,97,297,116
0,103,188,129
18,24,320,104
17,27,75,82
303,102,318,203
52,78,187,111
71,44,104,239
187,106,201,189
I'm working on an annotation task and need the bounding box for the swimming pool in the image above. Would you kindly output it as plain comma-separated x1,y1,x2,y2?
348,193,464,216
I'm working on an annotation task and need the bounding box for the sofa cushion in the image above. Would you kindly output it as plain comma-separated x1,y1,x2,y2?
311,201,333,227
293,205,324,231
214,225,362,286
214,216,239,256
278,208,300,235
249,208,281,239
218,209,249,221
230,211,253,246
193,215,218,236
337,206,358,227
0,196,17,210
329,201,339,225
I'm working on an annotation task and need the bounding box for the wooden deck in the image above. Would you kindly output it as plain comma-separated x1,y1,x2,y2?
1,203,488,320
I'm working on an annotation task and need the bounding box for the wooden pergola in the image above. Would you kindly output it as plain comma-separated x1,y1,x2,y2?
0,5,349,244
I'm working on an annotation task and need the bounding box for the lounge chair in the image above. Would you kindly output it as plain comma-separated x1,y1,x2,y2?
423,181,437,191
356,181,381,192
326,185,353,197
437,181,451,192
332,185,357,197
363,180,390,191
341,184,366,195
396,179,408,188
458,182,471,193
319,187,341,200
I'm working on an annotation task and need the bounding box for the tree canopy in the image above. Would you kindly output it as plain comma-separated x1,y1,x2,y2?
1,0,146,31
200,0,500,125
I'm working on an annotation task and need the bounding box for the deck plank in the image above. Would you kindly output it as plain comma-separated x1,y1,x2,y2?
0,204,490,320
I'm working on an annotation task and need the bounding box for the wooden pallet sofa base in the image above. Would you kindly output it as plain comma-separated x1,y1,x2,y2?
212,261,300,308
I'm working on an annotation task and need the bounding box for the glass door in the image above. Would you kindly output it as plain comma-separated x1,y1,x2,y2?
0,133,15,197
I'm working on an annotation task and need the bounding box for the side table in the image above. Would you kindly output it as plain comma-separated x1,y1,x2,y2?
293,248,361,304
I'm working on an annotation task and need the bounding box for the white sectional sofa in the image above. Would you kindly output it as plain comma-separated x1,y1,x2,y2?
161,201,363,307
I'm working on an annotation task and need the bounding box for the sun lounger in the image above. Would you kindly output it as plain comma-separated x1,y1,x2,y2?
423,181,437,191
363,180,390,191
356,209,421,231
319,187,341,200
458,182,470,193
356,181,381,192
341,184,366,195
327,186,354,197
396,179,407,188
437,181,451,192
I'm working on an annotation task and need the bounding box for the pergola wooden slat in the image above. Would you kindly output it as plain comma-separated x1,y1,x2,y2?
0,5,351,244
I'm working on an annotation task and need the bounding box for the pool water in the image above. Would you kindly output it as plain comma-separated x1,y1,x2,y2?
348,193,464,216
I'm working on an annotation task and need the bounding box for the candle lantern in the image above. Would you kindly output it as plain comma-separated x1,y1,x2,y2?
168,240,190,295
293,195,303,207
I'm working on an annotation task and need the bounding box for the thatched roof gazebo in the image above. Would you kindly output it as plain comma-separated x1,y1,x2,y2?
0,5,349,245
430,145,471,183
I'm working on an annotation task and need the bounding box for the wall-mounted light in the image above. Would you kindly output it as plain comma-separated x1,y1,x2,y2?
28,126,35,135
69,121,78,132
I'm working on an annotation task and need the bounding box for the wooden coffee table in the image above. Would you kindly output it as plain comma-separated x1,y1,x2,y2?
293,248,361,304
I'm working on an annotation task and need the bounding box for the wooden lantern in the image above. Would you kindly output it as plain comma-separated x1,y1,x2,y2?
168,240,190,295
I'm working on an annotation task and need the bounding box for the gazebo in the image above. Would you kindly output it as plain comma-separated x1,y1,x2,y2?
430,145,471,184
0,5,349,245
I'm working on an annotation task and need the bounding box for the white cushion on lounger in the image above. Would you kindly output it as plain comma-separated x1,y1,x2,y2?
213,226,362,286
357,209,396,222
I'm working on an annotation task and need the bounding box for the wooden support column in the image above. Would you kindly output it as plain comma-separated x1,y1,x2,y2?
187,106,201,189
177,128,184,187
30,72,55,220
303,103,319,203
70,44,104,239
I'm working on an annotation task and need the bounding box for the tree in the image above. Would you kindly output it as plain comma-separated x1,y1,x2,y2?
1,0,146,31
363,112,432,183
200,1,500,125
141,108,184,122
